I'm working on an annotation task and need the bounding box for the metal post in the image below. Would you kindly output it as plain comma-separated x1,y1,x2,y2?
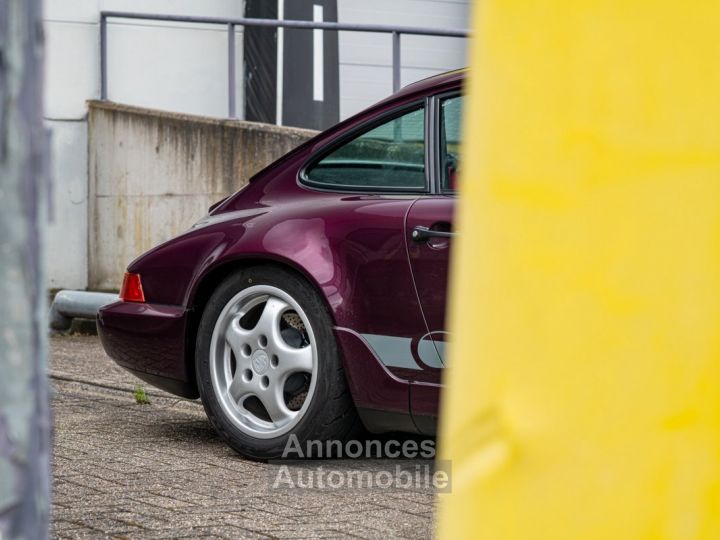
228,22,236,119
100,14,107,100
392,31,401,92
0,0,51,535
276,0,285,125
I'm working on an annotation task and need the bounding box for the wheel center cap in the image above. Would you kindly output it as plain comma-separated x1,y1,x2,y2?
251,350,269,375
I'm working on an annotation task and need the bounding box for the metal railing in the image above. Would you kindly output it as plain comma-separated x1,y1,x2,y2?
99,11,469,121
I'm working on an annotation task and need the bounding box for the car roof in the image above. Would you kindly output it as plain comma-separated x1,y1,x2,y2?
242,69,467,190
392,68,466,100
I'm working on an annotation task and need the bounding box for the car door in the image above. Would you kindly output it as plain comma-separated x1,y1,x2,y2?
301,98,450,428
406,196,454,364
406,92,462,432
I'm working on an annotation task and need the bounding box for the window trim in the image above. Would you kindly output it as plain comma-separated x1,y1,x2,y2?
298,99,431,194
426,94,439,194
431,90,463,196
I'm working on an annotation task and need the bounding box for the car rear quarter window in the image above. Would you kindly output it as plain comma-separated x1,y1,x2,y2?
304,106,426,191
440,95,464,192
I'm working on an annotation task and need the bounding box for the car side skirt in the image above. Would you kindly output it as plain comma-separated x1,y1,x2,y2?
334,326,429,434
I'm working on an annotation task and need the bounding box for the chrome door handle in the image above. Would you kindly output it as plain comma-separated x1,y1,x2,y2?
411,225,455,242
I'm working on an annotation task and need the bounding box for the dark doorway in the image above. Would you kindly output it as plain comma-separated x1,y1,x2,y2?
244,0,339,130
244,1,277,124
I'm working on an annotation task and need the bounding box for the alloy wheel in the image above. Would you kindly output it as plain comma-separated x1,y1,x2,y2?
208,285,317,439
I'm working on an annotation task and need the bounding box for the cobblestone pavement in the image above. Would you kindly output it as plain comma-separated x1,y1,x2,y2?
50,335,437,539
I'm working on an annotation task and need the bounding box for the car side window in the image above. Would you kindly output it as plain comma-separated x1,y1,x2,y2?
304,106,426,190
440,95,463,192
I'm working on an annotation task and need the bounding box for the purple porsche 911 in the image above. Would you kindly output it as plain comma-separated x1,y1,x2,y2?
98,69,463,459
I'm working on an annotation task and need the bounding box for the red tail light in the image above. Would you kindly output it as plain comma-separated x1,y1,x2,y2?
120,272,145,303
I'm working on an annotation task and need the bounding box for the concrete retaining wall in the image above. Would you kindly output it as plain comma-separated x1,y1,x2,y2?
88,101,317,290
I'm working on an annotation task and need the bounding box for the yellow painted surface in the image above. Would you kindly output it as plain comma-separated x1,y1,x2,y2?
438,2,720,538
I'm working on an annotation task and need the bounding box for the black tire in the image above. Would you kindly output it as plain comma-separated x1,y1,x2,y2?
195,265,359,460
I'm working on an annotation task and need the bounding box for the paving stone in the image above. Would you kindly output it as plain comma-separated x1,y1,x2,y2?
129,494,196,510
49,334,437,539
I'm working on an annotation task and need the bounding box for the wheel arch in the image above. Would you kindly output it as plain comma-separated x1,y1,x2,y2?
183,255,337,396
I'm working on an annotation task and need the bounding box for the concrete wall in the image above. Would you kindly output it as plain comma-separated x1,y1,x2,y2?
44,0,248,290
88,101,317,290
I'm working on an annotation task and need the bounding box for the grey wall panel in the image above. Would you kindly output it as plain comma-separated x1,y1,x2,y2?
337,0,469,118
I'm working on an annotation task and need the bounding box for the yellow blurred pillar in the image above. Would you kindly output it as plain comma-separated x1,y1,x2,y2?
438,2,720,539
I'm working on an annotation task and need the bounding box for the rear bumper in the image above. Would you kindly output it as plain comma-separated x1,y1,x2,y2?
97,301,198,399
